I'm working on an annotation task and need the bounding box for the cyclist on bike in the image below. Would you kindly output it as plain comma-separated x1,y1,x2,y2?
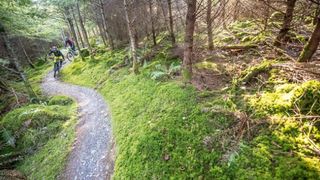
65,37,76,52
48,46,65,78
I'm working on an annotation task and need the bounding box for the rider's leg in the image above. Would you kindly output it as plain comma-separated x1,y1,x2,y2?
54,62,59,77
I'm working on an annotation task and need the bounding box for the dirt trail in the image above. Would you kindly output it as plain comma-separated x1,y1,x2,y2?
41,67,115,180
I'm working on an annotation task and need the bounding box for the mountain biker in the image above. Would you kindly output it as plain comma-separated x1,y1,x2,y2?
48,46,65,78
65,37,76,52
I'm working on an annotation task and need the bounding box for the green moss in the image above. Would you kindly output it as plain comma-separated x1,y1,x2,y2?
60,46,320,179
48,96,73,106
17,103,77,179
195,61,220,72
0,98,77,178
250,80,320,115
62,57,221,178
80,48,90,57
234,60,273,86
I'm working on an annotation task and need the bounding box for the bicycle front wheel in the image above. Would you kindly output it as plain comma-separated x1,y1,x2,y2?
67,52,73,61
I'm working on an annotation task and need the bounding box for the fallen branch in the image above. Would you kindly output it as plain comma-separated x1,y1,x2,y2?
265,41,296,61
218,44,258,50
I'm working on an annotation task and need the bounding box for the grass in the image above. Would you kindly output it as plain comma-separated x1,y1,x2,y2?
62,57,222,179
61,42,320,179
16,98,77,179
0,95,77,179
0,59,78,178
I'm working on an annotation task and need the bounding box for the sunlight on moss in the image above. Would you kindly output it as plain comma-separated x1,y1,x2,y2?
195,61,220,72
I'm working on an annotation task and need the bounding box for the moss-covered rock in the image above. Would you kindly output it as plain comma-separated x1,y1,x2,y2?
250,80,320,115
48,96,73,106
80,48,90,57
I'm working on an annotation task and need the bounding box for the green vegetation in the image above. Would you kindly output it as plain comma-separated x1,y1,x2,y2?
0,59,77,178
0,96,77,179
60,36,320,178
62,55,218,178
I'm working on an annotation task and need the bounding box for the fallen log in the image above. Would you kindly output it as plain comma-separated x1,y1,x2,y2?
265,41,296,61
218,44,258,50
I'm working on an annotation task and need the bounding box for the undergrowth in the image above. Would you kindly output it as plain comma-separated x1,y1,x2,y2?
62,42,320,179
0,60,77,178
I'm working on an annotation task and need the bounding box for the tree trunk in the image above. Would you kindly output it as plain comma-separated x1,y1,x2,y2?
0,23,37,100
183,0,197,81
298,16,320,62
167,0,176,46
72,7,85,48
99,0,115,49
148,0,157,46
274,0,297,47
97,23,108,47
157,0,170,32
64,7,81,51
233,0,240,21
18,37,35,68
76,2,91,52
206,0,214,50
124,0,138,74
314,4,320,25
64,7,83,60
221,0,227,29
174,0,185,29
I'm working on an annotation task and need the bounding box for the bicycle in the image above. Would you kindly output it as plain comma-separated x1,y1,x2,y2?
49,55,63,78
66,47,77,61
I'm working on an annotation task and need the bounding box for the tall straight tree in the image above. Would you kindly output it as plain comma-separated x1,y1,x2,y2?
148,0,157,46
64,7,81,51
124,0,138,74
167,0,176,45
76,1,91,52
72,7,85,48
206,0,214,50
298,14,320,62
64,6,83,60
183,0,197,81
99,0,114,49
274,0,297,47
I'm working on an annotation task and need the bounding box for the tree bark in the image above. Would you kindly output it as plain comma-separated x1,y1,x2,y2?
148,0,157,46
124,0,138,74
99,0,115,49
64,7,84,60
314,4,320,25
64,7,81,51
0,23,37,100
97,23,108,47
274,0,297,47
72,7,85,48
167,0,176,46
183,0,197,81
18,37,35,68
76,1,91,52
157,0,170,32
174,0,185,29
298,16,320,62
206,0,214,50
221,0,227,29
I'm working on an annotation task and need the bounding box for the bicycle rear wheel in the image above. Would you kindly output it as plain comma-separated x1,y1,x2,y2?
67,52,74,61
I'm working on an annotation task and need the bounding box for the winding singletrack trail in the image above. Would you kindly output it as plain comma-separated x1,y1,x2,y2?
41,67,115,180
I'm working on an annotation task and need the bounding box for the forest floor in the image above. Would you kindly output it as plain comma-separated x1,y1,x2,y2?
1,20,320,179
42,66,115,179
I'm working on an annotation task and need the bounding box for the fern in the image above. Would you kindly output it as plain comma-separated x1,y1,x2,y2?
1,129,16,147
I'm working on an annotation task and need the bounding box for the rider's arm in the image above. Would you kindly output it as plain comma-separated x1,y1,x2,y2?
58,50,65,60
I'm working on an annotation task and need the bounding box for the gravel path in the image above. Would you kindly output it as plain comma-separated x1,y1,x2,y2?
41,67,115,180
